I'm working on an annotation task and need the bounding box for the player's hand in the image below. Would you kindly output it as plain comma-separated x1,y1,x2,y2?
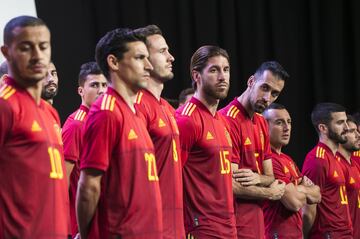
301,176,314,187
233,168,261,186
269,180,285,200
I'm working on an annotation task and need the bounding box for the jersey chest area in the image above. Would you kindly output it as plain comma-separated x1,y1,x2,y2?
9,101,62,147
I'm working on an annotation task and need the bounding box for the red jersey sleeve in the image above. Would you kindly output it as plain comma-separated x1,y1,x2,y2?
0,99,13,146
263,120,272,161
80,111,118,171
302,156,328,188
62,121,82,162
176,116,197,167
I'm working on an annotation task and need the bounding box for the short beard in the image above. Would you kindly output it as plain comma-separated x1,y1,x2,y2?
150,68,174,83
328,128,347,144
41,88,58,100
203,83,228,100
342,142,360,152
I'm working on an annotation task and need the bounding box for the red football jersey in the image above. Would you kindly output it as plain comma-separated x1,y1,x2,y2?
62,104,89,237
337,152,360,239
263,150,303,239
302,143,352,239
175,97,236,239
80,87,163,239
219,98,271,238
0,77,69,238
135,90,184,239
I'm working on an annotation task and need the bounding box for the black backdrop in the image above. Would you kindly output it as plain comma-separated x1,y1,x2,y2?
35,0,360,167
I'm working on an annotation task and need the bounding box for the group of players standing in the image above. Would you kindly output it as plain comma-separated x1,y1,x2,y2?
0,15,359,239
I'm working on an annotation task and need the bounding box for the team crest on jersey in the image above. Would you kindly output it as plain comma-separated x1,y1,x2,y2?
158,118,166,128
128,129,138,140
31,120,42,132
206,131,214,140
224,128,232,146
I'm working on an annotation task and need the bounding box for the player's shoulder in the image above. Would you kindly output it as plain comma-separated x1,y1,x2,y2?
42,100,61,123
219,100,242,120
0,83,19,108
176,100,199,119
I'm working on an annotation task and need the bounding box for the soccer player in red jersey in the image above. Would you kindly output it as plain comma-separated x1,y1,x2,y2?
336,115,360,239
262,103,321,239
134,25,184,239
0,16,68,238
76,28,163,239
219,61,288,238
176,45,237,238
62,62,107,237
302,103,353,239
41,62,58,104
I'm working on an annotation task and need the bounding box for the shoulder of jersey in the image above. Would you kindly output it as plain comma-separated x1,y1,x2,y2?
180,101,197,116
315,145,326,159
0,83,17,100
225,104,241,119
73,109,88,122
254,112,264,118
99,94,116,111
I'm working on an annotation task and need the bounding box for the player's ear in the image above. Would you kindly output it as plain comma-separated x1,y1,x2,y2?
318,123,327,134
78,86,84,97
1,46,9,60
247,75,255,88
191,70,201,86
107,54,119,72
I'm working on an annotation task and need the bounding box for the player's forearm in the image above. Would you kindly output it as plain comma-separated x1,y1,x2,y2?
65,160,75,188
280,183,307,212
259,174,275,187
76,178,101,238
298,184,321,204
302,204,316,239
233,180,274,200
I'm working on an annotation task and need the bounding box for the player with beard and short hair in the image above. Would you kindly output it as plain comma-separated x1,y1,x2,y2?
262,103,321,239
219,61,289,238
134,25,184,239
41,62,58,104
336,115,360,239
302,103,353,239
175,45,237,238
0,15,68,238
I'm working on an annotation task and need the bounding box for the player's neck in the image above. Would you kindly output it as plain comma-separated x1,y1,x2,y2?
194,91,219,116
338,145,352,163
110,81,137,113
10,72,43,105
237,92,254,118
319,136,339,156
146,77,164,101
271,144,282,154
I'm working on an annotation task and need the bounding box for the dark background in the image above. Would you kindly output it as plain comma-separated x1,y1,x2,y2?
35,0,360,167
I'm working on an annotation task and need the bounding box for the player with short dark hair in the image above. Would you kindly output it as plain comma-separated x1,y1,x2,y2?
219,61,288,238
176,45,237,238
134,25,184,239
62,61,107,237
336,115,360,239
0,15,68,238
76,28,163,239
302,102,353,238
263,103,321,239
